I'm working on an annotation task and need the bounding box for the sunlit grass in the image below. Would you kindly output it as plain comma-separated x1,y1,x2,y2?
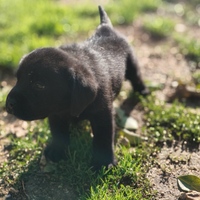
174,34,200,64
0,0,98,69
143,16,175,38
142,94,200,143
0,0,162,70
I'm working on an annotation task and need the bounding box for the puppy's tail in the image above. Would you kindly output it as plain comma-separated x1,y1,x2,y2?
98,5,113,28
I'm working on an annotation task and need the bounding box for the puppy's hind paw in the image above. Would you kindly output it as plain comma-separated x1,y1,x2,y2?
140,87,150,96
92,161,118,172
91,156,118,172
44,144,67,163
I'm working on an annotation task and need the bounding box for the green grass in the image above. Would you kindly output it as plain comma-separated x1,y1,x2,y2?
106,0,161,25
143,16,175,38
0,0,162,70
1,0,199,69
174,34,200,64
140,1,200,65
0,119,50,184
142,94,200,143
192,70,200,88
0,86,11,108
0,118,153,199
0,0,99,69
87,146,152,200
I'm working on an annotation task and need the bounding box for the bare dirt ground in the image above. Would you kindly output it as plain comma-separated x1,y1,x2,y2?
1,16,200,200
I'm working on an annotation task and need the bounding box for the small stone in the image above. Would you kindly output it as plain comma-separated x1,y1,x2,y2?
175,23,186,33
115,108,138,130
153,152,157,156
6,194,12,199
174,146,179,151
128,147,136,154
179,192,186,200
40,151,56,173
119,129,143,145
9,187,19,193
42,163,56,173
186,190,200,200
171,81,179,88
40,151,47,166
118,137,130,146
1,81,7,87
123,116,138,130
161,192,164,196
15,127,28,137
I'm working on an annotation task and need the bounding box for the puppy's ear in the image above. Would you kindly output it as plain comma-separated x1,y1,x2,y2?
70,67,98,117
19,54,28,65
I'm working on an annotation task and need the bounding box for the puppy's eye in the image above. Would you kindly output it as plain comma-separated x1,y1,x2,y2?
33,82,46,90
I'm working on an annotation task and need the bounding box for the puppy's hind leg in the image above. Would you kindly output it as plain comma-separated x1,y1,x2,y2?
125,51,149,95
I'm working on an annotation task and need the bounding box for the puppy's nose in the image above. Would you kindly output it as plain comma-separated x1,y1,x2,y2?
6,97,16,113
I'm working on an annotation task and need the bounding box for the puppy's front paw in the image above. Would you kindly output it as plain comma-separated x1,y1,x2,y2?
44,143,67,163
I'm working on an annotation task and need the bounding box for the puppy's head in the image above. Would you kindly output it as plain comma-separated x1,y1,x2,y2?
6,47,98,120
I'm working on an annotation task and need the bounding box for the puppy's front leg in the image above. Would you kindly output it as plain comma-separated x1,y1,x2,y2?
90,108,117,170
45,114,70,162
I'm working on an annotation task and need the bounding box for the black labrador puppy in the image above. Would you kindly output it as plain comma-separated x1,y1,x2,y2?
6,6,149,170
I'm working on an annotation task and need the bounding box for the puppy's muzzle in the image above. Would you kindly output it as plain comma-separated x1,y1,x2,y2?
6,97,16,114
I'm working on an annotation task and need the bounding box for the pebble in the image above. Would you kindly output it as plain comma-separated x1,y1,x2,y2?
161,192,164,196
179,192,186,200
118,137,130,146
179,191,200,200
9,187,19,193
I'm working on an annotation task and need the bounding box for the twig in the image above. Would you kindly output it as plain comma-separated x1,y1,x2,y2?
22,180,30,200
